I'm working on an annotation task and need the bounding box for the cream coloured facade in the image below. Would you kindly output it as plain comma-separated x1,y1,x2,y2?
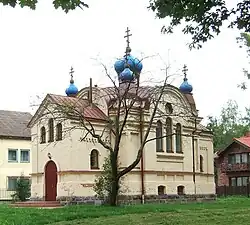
29,83,215,201
0,110,32,199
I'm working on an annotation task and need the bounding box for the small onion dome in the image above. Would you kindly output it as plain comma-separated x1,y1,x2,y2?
65,78,78,97
119,67,134,81
179,77,193,94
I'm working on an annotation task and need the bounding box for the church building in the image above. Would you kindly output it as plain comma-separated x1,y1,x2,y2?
28,28,215,202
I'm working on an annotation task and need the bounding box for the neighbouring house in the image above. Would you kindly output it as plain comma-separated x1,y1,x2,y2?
215,132,250,187
28,29,215,203
0,110,32,200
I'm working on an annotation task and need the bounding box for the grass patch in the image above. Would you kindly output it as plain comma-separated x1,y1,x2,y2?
0,197,250,225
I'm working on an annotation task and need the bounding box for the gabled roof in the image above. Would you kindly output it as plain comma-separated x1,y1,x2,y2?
28,94,108,128
0,110,32,139
217,134,250,156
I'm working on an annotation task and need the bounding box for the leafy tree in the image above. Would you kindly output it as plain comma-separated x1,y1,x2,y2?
149,1,250,49
207,100,249,151
236,32,250,90
0,0,88,13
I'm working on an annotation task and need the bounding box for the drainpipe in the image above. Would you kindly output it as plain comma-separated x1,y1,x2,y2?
192,118,197,196
139,105,145,204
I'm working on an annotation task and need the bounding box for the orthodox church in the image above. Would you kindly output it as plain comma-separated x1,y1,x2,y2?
28,28,215,202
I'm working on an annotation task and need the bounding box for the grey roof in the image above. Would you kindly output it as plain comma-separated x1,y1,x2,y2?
0,110,32,139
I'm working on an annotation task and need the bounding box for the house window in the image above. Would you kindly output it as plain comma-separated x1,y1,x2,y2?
7,177,30,191
166,117,172,153
40,126,46,143
7,177,17,191
228,153,249,164
158,185,166,195
48,118,54,142
20,150,30,163
90,149,99,169
230,177,236,186
230,176,249,186
8,149,18,162
235,154,241,163
228,154,235,164
156,120,163,152
200,155,204,172
175,123,182,153
241,153,248,163
56,123,63,141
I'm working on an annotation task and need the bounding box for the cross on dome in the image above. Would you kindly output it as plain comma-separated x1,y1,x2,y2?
182,64,188,80
124,27,132,56
69,66,75,83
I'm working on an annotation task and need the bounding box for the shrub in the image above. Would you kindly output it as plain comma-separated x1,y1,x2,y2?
11,176,31,202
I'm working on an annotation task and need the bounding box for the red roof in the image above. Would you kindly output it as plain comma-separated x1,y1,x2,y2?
49,94,108,121
234,135,250,148
217,133,250,156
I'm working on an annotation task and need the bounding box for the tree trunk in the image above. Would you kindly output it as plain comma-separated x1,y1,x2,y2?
110,178,119,206
109,152,119,206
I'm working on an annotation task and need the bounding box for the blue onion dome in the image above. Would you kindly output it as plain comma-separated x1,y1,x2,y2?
179,77,193,94
119,67,134,81
114,58,126,74
65,76,78,97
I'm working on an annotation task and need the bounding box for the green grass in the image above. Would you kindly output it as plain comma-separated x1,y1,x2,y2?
1,197,250,225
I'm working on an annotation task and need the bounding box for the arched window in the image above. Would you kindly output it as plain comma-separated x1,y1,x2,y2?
158,185,166,195
177,185,185,195
200,155,204,172
90,149,99,169
156,120,163,152
175,123,182,153
40,126,46,144
165,102,173,114
166,117,173,152
48,118,54,142
56,123,63,141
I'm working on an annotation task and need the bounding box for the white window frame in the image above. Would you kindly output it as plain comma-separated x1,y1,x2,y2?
20,149,30,163
8,149,18,162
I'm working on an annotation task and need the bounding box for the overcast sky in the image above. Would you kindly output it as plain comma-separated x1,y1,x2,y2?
0,0,249,124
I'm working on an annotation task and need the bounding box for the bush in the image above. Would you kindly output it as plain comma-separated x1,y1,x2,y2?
11,176,31,202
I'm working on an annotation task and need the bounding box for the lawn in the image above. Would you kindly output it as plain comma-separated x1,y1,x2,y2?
1,197,250,225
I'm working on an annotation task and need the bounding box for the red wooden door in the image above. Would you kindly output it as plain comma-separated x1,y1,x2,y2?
45,160,57,201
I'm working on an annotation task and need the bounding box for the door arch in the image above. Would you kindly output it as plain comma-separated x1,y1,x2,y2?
44,160,58,201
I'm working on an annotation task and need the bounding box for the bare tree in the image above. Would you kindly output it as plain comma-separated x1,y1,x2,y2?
30,57,198,206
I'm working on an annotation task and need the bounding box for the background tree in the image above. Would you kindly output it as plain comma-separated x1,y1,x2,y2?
207,99,250,151
149,1,250,49
0,0,88,12
236,32,250,90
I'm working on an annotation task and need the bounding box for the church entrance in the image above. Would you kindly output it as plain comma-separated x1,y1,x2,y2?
44,160,58,201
